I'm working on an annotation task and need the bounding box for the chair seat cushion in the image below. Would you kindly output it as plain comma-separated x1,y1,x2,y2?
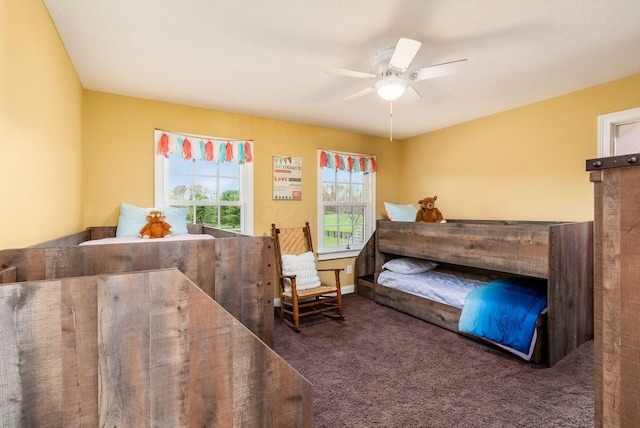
281,251,322,291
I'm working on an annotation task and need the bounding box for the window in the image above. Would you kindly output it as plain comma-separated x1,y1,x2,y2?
317,149,376,259
154,130,253,234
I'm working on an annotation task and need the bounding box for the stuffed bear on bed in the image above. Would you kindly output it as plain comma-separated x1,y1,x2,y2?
415,196,446,223
139,210,173,238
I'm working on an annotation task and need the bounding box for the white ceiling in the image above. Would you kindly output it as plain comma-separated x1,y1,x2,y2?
43,0,640,140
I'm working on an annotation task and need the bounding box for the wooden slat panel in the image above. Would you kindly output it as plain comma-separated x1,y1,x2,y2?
0,266,17,284
232,321,269,426
375,283,462,332
98,273,151,427
214,237,274,347
593,168,621,428
30,229,91,247
547,221,594,366
619,168,640,425
0,248,46,282
0,281,62,427
149,271,190,426
188,282,234,427
376,220,551,278
61,276,99,427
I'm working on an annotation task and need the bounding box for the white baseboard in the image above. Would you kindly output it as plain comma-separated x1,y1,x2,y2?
273,284,355,308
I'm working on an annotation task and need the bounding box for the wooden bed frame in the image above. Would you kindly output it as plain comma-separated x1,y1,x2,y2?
0,224,275,347
356,219,594,367
0,269,311,426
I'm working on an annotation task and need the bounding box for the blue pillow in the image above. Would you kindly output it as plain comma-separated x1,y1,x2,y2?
116,202,189,237
384,202,417,222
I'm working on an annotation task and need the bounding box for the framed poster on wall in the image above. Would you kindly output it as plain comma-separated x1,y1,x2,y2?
273,156,302,200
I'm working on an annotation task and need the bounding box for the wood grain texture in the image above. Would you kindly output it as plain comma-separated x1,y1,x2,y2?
374,219,593,367
0,270,311,427
61,276,99,427
0,265,17,284
377,220,552,278
547,222,594,367
593,165,640,427
0,228,274,347
354,232,376,298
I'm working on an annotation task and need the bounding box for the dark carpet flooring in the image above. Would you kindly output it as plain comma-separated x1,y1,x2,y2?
274,294,594,428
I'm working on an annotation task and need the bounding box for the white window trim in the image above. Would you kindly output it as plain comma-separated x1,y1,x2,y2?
316,151,376,260
154,138,253,235
598,107,640,157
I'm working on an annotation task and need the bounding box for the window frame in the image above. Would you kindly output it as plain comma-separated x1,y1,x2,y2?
154,134,253,235
316,150,375,260
598,107,640,157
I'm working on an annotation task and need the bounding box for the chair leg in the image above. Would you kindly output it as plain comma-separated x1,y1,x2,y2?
292,293,300,331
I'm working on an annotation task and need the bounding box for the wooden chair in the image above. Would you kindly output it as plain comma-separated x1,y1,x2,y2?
271,222,344,331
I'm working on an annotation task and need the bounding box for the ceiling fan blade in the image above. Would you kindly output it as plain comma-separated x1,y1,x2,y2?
405,85,422,101
411,59,468,82
388,38,422,72
344,86,375,101
326,67,377,80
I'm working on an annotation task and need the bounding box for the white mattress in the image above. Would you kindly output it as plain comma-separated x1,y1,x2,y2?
79,234,215,246
376,268,491,308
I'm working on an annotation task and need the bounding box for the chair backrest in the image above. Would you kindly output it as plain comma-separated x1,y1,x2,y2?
271,222,314,275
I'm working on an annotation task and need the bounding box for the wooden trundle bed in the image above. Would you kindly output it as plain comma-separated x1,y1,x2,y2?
355,219,594,367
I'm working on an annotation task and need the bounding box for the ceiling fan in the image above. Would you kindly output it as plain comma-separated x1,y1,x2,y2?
327,37,467,102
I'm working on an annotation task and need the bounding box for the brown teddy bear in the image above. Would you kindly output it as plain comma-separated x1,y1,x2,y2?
139,210,173,238
415,196,446,223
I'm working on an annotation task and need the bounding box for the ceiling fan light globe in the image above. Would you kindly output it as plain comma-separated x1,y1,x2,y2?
375,77,407,101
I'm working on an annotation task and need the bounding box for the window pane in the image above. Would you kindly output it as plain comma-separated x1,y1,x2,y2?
322,167,336,182
169,181,193,201
323,183,336,201
194,205,217,225
220,206,241,230
219,178,240,200
194,159,217,175
323,206,338,246
169,157,194,174
336,169,350,183
220,162,240,176
352,206,365,245
336,184,350,202
351,183,364,202
193,176,217,200
352,172,364,184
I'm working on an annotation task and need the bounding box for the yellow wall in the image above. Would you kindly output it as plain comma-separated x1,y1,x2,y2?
82,91,401,285
399,75,640,222
0,0,84,248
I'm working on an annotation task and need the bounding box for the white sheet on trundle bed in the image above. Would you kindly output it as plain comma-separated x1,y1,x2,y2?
376,268,543,361
377,268,491,308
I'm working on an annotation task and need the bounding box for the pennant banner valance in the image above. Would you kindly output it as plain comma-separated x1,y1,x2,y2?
319,149,377,173
155,130,253,163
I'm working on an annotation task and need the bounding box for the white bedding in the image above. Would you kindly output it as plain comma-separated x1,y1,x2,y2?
79,234,215,246
376,268,491,308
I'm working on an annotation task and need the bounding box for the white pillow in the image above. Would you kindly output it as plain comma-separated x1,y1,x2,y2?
384,202,417,222
382,257,438,274
281,251,322,292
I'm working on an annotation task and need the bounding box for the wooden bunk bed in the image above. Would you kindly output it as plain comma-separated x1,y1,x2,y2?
0,224,275,347
355,219,593,367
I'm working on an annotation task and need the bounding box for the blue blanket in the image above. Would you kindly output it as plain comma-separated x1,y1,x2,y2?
458,277,547,354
